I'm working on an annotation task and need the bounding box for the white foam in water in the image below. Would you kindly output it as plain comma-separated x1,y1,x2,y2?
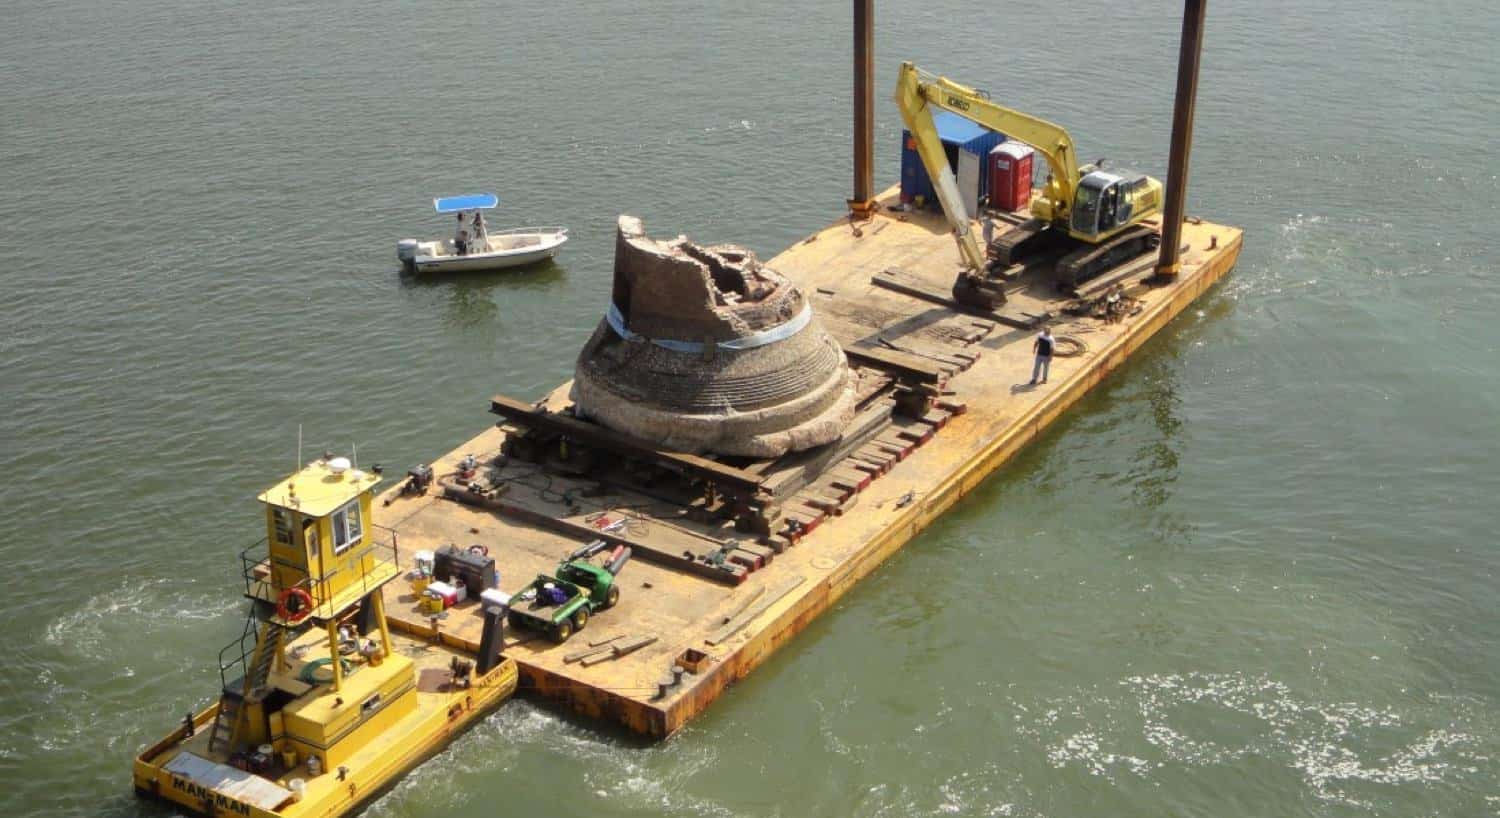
1019,671,1492,806
44,578,225,655
364,703,738,818
857,763,1027,818
1045,731,1154,782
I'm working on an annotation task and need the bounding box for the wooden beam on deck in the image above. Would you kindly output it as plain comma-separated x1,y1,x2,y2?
758,400,893,498
871,268,1046,330
490,394,766,497
441,481,748,586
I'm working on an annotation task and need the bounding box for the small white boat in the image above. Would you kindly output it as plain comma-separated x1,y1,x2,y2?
397,193,567,274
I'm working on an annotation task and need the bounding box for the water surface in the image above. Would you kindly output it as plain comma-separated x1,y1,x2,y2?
2,1,1498,815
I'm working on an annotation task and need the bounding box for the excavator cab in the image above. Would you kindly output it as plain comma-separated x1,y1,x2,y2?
1070,171,1159,238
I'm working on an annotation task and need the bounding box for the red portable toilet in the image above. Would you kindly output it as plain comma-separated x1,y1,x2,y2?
988,142,1035,213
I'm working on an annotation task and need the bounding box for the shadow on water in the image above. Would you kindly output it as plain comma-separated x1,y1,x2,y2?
1126,354,1184,510
1122,353,1196,553
398,259,570,329
950,320,1199,555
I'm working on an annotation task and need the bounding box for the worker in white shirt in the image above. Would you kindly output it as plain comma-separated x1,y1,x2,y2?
1029,327,1055,385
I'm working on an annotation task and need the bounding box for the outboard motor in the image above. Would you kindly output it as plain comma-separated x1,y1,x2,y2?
396,239,419,272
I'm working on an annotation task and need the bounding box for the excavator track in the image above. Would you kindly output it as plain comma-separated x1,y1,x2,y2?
989,218,1064,268
1054,226,1160,291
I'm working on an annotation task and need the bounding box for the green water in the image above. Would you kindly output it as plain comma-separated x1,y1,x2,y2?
3,1,1498,815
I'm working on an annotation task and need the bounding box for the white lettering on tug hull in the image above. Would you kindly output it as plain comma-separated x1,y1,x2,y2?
170,776,253,816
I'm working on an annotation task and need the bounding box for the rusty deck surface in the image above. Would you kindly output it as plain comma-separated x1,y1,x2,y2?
376,188,1243,737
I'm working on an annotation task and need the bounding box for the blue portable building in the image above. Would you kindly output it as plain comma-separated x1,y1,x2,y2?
899,110,1007,216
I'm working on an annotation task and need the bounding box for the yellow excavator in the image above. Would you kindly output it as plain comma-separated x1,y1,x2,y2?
895,62,1164,308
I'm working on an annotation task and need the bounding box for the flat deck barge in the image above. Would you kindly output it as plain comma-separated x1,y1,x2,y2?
378,186,1242,738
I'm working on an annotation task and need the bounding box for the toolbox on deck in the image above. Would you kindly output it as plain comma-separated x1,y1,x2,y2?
434,544,498,596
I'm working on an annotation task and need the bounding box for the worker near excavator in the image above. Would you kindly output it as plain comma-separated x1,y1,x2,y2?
1030,327,1054,385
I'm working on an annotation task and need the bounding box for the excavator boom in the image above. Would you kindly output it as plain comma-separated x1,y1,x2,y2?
894,62,1165,299
893,67,989,274
895,62,1081,227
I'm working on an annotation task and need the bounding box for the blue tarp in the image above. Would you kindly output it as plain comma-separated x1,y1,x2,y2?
931,109,990,144
433,193,499,213
900,110,1009,210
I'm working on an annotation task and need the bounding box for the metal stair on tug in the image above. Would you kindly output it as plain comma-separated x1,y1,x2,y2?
208,619,285,754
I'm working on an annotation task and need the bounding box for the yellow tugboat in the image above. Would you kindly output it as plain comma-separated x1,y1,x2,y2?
133,455,517,817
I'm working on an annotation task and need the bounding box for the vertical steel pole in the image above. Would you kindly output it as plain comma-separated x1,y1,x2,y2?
1155,0,1207,278
849,0,876,218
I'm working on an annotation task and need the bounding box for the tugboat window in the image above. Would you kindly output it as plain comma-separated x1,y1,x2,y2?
332,502,362,555
271,508,293,545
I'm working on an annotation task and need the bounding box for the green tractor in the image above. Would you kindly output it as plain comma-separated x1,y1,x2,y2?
507,541,629,643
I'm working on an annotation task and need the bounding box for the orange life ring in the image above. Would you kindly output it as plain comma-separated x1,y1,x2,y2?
277,588,315,623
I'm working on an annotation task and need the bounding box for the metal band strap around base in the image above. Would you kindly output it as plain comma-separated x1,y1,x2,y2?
605,300,812,353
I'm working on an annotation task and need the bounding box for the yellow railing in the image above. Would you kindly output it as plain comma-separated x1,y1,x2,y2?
239,524,400,615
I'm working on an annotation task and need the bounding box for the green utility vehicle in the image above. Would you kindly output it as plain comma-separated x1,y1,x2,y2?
507,541,629,643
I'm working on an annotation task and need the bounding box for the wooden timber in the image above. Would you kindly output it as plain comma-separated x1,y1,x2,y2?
377,187,1242,739
870,267,1048,330
489,394,766,497
438,480,748,585
758,400,893,498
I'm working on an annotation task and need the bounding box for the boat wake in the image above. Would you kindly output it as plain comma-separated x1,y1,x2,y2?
1017,670,1496,809
365,703,738,817
43,577,227,658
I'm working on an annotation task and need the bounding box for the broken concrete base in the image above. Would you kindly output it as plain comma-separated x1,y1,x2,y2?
572,216,856,457
572,353,857,458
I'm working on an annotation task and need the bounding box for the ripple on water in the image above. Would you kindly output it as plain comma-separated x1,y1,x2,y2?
364,704,737,818
16,580,231,764
1015,671,1495,808
43,577,229,658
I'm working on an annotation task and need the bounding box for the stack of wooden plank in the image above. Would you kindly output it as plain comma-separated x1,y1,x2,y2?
869,268,1048,330
565,634,660,667
775,404,958,543
818,311,985,386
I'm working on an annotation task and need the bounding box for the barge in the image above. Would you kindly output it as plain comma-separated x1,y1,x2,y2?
134,190,1238,813
131,4,1239,812
375,191,1240,738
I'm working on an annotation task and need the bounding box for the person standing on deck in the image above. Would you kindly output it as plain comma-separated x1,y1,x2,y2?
471,210,487,250
455,212,470,256
1030,327,1054,385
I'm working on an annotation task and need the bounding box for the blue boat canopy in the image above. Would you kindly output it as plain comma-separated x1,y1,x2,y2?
433,193,499,213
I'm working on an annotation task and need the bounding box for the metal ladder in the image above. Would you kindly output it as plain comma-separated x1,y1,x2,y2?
206,692,241,754
207,622,283,754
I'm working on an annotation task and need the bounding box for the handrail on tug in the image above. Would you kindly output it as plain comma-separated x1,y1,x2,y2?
215,614,259,695
238,525,401,610
220,525,401,694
